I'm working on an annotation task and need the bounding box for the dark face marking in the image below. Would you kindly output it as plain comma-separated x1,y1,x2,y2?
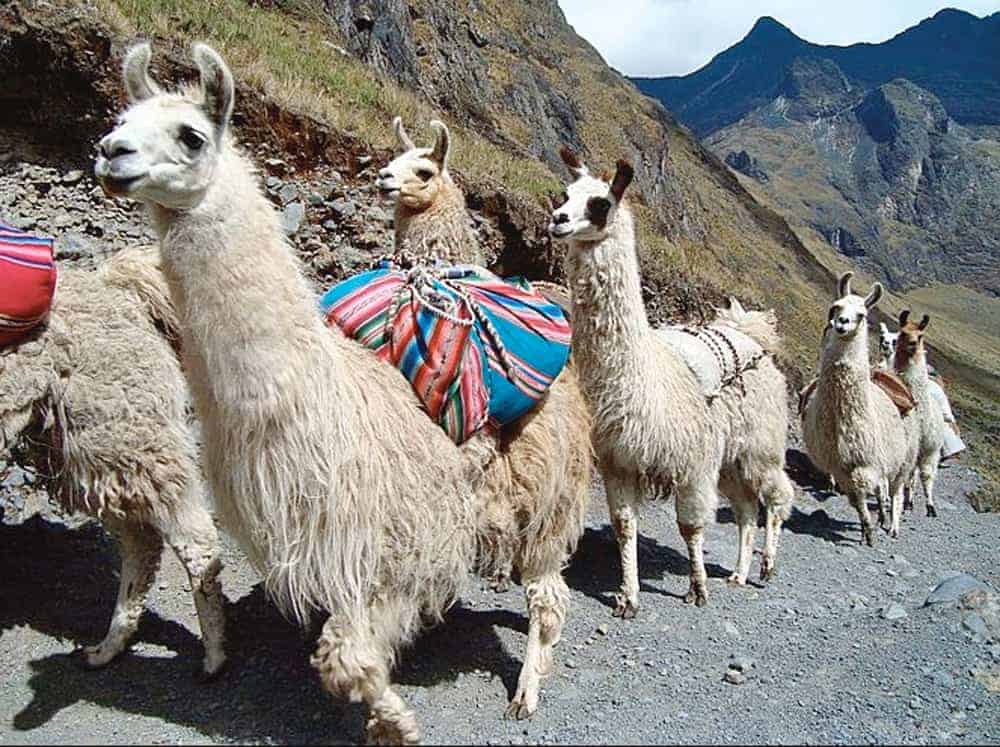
586,196,611,228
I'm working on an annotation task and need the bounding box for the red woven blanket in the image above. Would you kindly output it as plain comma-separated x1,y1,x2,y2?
0,221,57,346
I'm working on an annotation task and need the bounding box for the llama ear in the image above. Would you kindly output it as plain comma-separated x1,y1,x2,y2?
837,271,853,298
729,297,745,315
429,119,450,168
898,309,910,327
123,43,161,103
610,159,634,202
192,43,235,136
918,314,930,331
559,145,588,177
864,282,883,309
393,116,415,151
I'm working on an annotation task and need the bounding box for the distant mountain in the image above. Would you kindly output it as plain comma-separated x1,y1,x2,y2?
706,71,1000,294
631,9,1000,137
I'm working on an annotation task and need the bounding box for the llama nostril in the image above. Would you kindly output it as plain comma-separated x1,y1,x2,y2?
101,137,136,160
554,213,569,225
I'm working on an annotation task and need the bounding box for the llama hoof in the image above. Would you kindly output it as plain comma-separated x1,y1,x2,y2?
365,716,420,746
505,691,537,721
926,505,938,518
903,499,914,512
862,527,875,547
612,595,638,619
889,527,900,540
79,643,124,670
760,564,776,582
197,652,228,682
726,573,747,587
683,588,708,607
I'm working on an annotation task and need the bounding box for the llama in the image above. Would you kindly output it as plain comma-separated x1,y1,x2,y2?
877,318,965,475
802,272,919,542
548,147,794,618
892,310,946,518
377,118,481,264
0,246,225,676
876,322,897,370
95,42,582,739
377,118,593,717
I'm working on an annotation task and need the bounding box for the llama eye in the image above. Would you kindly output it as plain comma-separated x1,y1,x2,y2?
416,168,434,181
180,127,206,151
560,192,569,204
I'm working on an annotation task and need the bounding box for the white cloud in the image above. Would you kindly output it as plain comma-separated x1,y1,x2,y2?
558,0,1000,76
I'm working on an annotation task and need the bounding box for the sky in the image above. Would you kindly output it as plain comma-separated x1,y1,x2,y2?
558,1,1000,77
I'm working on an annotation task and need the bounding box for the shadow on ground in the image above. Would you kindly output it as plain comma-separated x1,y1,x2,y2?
1,513,557,742
565,525,730,610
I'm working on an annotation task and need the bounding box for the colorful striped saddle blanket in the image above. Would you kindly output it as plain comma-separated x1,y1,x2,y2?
1,221,57,347
319,260,572,444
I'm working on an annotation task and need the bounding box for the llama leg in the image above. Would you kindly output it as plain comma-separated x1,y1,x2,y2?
726,491,757,586
506,572,569,720
921,457,940,518
83,520,162,668
678,522,708,606
760,468,794,582
159,501,227,677
903,472,916,512
889,479,905,539
604,472,640,619
848,491,875,547
677,477,716,606
876,480,891,531
312,612,420,745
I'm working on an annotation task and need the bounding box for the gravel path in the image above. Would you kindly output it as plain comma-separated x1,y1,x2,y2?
1,128,998,745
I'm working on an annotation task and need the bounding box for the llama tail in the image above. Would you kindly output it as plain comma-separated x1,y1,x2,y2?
100,246,181,347
714,297,782,355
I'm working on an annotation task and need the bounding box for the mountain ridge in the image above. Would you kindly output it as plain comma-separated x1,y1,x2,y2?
632,8,1000,136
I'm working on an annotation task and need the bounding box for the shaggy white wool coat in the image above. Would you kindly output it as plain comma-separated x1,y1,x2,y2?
564,199,793,616
0,247,224,675
802,302,919,542
894,333,946,518
384,121,593,719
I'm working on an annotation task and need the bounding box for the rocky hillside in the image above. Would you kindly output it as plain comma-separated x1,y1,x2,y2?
706,69,1000,295
632,9,1000,137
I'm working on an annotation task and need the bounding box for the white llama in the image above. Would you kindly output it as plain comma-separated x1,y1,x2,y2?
877,319,965,472
1,247,225,675
548,147,794,618
803,272,919,541
892,310,946,518
375,116,593,718
94,42,582,739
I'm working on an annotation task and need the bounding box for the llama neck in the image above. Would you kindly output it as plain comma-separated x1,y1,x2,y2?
565,205,650,366
895,347,929,399
394,178,482,264
816,329,872,414
150,147,333,413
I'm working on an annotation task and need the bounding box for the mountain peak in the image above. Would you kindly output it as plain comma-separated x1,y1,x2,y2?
747,16,798,41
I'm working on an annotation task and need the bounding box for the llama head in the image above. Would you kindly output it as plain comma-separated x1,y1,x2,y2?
894,309,930,366
548,146,633,243
827,271,883,340
878,322,898,361
376,117,452,212
94,42,234,210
